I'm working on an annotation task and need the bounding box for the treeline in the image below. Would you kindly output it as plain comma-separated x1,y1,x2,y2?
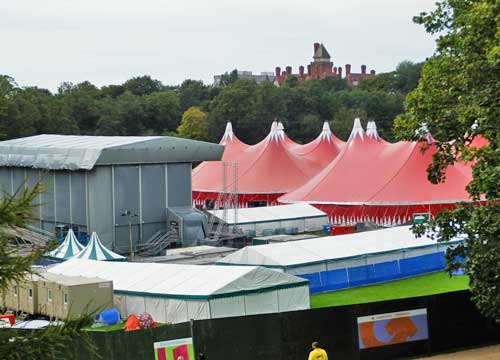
0,61,422,144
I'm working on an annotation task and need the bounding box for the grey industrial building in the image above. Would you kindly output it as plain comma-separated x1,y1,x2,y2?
0,135,223,253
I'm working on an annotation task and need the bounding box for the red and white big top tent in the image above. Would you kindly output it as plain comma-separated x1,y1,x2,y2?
192,121,336,208
279,118,474,226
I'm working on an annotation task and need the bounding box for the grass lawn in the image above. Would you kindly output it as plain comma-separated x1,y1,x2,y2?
310,272,470,309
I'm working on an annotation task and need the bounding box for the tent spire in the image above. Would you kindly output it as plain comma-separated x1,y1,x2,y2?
366,121,381,140
277,122,286,141
319,121,333,143
269,121,281,143
221,121,234,143
348,118,365,141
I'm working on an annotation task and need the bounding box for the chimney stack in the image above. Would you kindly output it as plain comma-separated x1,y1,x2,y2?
275,67,281,77
314,42,320,53
333,67,337,74
299,65,304,76
286,66,292,75
307,64,312,74
370,69,376,75
338,66,343,77
345,64,351,75
361,65,367,74
281,71,286,76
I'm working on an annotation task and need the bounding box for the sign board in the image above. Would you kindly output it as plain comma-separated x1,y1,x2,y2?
412,213,430,225
154,337,195,360
357,308,429,349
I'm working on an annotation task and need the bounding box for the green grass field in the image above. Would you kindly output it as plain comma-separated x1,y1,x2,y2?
310,272,470,309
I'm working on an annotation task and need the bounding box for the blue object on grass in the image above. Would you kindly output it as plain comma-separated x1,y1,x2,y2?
95,308,120,326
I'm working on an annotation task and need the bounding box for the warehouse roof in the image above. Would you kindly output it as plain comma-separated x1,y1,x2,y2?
0,134,224,170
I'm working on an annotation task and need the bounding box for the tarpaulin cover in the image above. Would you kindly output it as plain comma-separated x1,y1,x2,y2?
0,134,223,170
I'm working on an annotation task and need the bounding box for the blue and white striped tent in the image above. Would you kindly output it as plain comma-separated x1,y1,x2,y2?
74,232,127,262
46,229,84,260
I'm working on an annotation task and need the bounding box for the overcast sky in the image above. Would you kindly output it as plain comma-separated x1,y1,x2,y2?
1,0,438,92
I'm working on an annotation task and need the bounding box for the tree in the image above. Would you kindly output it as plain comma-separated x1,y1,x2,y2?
178,80,212,112
58,81,101,134
122,75,163,96
0,185,97,359
144,91,181,133
177,107,209,141
394,0,500,320
218,69,238,87
359,61,423,94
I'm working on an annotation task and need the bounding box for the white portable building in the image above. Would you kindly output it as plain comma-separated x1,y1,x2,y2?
218,226,464,293
47,259,309,324
209,203,328,235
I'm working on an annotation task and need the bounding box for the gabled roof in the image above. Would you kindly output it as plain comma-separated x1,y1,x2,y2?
0,134,224,170
47,258,307,299
219,225,464,269
314,43,331,60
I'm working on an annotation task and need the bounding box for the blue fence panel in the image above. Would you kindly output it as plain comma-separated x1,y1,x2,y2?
298,273,323,294
347,264,376,287
320,268,349,291
399,252,446,276
373,260,401,282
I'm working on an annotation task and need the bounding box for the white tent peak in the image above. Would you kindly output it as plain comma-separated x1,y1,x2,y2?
220,122,234,143
319,121,333,144
269,121,282,143
348,118,365,142
366,121,381,140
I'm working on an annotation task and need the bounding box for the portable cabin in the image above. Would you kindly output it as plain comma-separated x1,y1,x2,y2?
36,273,113,319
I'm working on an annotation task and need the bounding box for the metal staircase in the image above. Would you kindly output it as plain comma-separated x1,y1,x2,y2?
135,229,180,257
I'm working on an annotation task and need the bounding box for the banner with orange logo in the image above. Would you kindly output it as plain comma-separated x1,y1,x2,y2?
357,308,428,349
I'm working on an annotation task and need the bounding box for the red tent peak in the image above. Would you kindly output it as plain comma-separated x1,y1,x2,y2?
348,118,366,142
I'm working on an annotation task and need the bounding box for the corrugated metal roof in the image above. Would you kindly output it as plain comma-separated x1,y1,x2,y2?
0,134,224,170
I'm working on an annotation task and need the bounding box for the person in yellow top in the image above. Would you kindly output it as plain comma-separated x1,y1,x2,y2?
308,341,328,360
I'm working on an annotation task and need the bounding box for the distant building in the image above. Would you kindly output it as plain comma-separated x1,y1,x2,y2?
214,70,275,86
274,42,375,87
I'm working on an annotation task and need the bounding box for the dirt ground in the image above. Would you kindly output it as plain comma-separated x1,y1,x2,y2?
418,344,500,359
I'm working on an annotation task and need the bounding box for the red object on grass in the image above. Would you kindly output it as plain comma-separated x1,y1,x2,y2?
0,314,15,326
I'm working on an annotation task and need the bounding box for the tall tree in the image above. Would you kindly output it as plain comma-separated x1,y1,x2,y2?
177,107,209,141
394,0,500,320
144,91,181,133
122,75,163,96
0,185,97,359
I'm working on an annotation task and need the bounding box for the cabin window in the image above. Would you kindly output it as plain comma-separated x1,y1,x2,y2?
28,288,33,300
64,293,68,305
13,286,18,297
47,289,52,302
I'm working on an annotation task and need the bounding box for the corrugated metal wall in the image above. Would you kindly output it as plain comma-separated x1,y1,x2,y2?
0,162,194,253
